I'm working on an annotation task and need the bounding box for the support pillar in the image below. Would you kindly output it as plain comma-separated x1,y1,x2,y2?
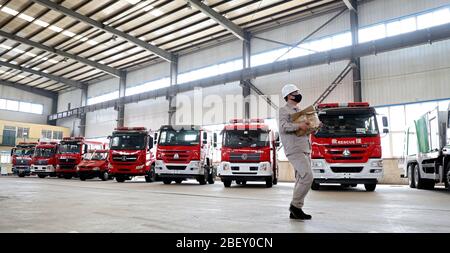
350,0,362,102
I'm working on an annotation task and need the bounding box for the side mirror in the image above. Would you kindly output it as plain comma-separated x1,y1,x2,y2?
383,128,389,134
202,132,208,145
107,135,112,139
382,116,388,128
213,133,217,148
148,136,154,150
153,133,158,145
10,148,14,156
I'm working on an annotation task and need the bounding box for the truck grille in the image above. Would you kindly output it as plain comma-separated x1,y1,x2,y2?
324,145,367,162
166,165,187,170
59,164,76,169
330,166,364,173
59,158,76,164
112,155,138,162
229,153,260,162
16,159,30,165
162,151,190,163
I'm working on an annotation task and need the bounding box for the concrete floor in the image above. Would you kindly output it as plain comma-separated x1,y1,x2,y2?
0,176,449,233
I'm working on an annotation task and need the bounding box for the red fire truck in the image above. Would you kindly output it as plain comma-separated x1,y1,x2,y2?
11,142,37,177
154,125,216,185
310,102,388,191
77,149,110,181
56,137,105,179
31,141,59,178
108,127,156,183
217,119,279,188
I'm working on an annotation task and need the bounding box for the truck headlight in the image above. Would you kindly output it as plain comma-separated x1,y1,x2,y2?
370,160,383,167
222,162,230,171
260,162,270,171
312,161,323,167
135,165,144,170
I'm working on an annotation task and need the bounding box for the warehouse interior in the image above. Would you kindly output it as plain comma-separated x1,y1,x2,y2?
0,0,450,233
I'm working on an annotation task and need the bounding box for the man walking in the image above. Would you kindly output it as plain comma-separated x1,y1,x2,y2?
278,84,313,220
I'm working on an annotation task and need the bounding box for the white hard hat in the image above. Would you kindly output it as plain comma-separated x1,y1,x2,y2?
281,84,300,98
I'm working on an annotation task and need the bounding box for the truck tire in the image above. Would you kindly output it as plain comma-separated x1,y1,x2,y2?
18,173,25,177
145,165,156,183
198,169,208,185
63,175,72,179
115,176,125,183
273,177,278,185
364,184,376,192
311,181,320,190
100,171,109,181
414,164,434,189
408,164,416,188
223,180,232,188
207,170,215,184
79,175,86,181
38,174,46,179
163,179,172,185
175,179,183,184
265,177,273,188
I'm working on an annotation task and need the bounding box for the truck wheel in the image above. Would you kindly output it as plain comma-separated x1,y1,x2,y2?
364,184,376,192
207,170,215,184
145,165,157,183
265,178,273,188
311,181,320,190
115,176,125,183
408,164,416,188
223,180,232,188
18,173,25,177
79,175,86,181
198,169,207,185
414,164,427,189
175,179,183,184
100,171,109,181
38,174,46,179
63,175,72,179
163,179,172,185
273,177,278,185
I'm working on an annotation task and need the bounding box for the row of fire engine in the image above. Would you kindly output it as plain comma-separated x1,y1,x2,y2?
11,102,387,190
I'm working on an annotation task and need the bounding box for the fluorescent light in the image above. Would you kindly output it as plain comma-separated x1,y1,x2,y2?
34,19,49,27
150,9,164,17
49,25,63,33
18,13,35,22
2,7,19,16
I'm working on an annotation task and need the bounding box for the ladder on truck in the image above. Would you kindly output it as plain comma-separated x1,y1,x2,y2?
313,61,355,106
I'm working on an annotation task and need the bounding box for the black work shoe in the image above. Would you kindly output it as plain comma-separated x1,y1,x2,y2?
290,205,312,220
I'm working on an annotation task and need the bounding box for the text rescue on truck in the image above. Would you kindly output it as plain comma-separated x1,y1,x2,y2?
56,137,105,179
217,119,280,188
402,103,450,190
30,141,59,178
11,142,37,177
108,127,156,183
154,125,216,185
310,102,389,192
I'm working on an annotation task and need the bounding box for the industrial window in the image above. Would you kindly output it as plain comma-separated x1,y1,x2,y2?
386,17,416,37
87,91,119,105
0,98,43,114
17,127,30,139
0,152,10,164
52,131,63,140
178,59,243,84
41,130,52,139
359,24,386,43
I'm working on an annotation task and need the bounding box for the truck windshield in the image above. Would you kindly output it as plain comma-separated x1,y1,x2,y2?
158,130,200,146
14,148,34,156
83,152,107,160
223,129,270,148
110,134,146,150
59,143,81,154
315,112,379,138
34,148,55,158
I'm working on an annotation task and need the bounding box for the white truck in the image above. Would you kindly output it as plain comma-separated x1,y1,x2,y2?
401,103,450,190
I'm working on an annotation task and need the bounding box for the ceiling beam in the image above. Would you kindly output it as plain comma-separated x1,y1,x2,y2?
0,79,58,99
185,0,247,41
29,0,175,62
0,30,122,78
342,0,356,12
0,60,86,89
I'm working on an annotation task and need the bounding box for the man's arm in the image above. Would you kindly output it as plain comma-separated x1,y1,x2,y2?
279,107,301,133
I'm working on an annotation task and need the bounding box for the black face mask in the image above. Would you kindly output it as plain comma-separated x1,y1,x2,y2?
291,94,302,103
